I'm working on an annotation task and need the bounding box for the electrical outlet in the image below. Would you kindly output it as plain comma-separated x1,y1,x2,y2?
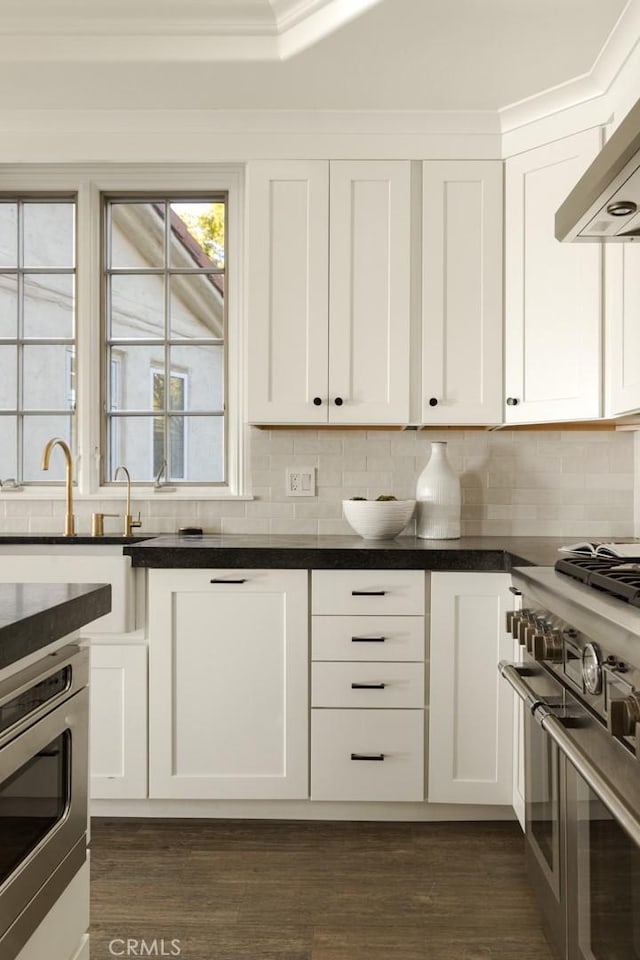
286,466,316,497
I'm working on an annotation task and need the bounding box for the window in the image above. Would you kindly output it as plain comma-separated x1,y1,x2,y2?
0,198,76,483
0,166,241,498
103,197,226,485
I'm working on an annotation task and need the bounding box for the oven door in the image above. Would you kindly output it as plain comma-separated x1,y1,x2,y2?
0,684,88,956
562,699,640,960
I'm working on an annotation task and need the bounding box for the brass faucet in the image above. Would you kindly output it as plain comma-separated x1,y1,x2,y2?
41,438,76,537
114,465,142,537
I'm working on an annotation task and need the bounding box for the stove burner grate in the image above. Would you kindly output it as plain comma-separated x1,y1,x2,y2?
555,557,640,607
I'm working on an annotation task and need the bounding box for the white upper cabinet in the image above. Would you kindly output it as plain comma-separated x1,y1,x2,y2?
328,161,411,424
247,160,411,425
504,129,603,424
605,244,640,417
422,161,503,425
246,161,329,424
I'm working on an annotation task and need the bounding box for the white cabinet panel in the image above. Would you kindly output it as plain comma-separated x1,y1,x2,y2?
428,572,515,805
90,643,147,800
247,160,329,424
505,129,602,423
312,614,424,661
329,161,411,424
246,160,411,425
312,569,424,616
148,568,308,800
605,243,640,416
311,708,424,802
312,661,424,708
422,161,503,425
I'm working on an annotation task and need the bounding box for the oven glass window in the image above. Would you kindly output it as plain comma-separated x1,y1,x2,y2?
527,716,561,891
0,732,68,884
0,668,71,736
576,778,640,959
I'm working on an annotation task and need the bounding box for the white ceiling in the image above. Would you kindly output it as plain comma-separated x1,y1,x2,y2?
0,0,630,112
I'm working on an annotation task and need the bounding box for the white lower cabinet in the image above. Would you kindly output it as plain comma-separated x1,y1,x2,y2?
311,709,424,802
311,569,425,802
90,643,148,800
148,568,308,800
428,572,516,805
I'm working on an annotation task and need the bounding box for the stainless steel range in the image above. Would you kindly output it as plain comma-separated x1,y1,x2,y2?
500,560,640,960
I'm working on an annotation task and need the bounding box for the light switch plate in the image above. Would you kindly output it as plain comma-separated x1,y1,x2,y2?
286,466,316,497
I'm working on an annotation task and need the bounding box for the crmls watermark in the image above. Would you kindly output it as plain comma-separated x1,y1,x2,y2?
108,939,182,957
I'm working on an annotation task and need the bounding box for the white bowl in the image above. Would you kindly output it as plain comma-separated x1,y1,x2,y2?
342,499,416,540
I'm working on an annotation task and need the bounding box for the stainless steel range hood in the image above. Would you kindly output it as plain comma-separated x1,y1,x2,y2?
556,98,640,242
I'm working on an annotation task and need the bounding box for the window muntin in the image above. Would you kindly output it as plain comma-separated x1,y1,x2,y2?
104,197,226,484
0,198,76,484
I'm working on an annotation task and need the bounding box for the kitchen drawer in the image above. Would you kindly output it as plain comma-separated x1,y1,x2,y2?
312,615,424,661
312,570,424,616
312,661,424,708
311,708,424,801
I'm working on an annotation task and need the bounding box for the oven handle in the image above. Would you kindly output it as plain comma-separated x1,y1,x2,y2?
498,661,545,714
499,661,640,848
538,710,640,848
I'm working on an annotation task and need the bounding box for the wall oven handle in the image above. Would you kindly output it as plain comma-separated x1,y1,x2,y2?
539,711,640,849
498,660,544,713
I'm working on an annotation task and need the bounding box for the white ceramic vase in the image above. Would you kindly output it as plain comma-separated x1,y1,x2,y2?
416,441,461,539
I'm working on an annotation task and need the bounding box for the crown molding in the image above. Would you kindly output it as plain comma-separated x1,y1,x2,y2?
0,0,382,61
499,0,640,135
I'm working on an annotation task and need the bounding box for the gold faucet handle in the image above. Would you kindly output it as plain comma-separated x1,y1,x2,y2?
124,511,143,536
91,512,120,537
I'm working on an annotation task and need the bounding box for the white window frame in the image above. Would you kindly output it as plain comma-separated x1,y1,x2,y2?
149,366,189,483
0,163,247,501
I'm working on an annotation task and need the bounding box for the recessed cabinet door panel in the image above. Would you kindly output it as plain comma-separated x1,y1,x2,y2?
422,161,503,425
328,161,411,424
90,643,148,800
148,568,308,800
505,129,602,424
247,161,329,423
428,572,514,805
605,243,640,416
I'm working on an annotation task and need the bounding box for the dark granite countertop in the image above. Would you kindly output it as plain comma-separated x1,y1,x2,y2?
0,582,112,671
122,534,572,570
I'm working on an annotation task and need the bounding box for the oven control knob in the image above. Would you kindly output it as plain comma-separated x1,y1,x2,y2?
608,692,640,738
533,630,563,664
582,642,602,695
509,611,529,642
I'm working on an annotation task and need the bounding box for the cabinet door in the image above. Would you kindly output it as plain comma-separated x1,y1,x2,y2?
328,161,411,424
505,130,602,423
428,572,514,804
90,643,147,800
246,161,329,424
605,244,640,416
422,161,503,425
148,569,308,800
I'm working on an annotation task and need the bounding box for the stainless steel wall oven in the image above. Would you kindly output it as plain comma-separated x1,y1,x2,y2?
0,644,89,959
501,561,640,960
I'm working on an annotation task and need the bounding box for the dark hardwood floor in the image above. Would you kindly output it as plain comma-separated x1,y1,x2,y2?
90,818,552,960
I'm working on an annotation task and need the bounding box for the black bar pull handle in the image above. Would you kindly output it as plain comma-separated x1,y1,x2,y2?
351,636,386,643
351,590,386,596
351,682,386,689
210,578,247,584
351,753,385,762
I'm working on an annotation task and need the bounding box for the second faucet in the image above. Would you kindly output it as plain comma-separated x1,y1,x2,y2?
114,465,142,538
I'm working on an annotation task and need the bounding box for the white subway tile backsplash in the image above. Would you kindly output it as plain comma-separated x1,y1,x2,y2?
0,426,634,539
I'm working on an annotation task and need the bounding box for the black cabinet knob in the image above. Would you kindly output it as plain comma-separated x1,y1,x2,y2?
312,397,322,406
506,397,519,406
428,397,438,407
334,397,344,406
